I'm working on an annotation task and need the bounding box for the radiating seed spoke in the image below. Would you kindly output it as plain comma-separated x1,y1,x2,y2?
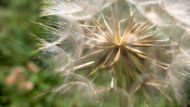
129,43,178,47
73,61,95,70
121,12,135,42
114,48,121,63
125,46,169,70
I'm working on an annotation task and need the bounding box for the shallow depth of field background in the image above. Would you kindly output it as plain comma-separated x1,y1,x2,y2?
0,0,190,107
0,0,63,106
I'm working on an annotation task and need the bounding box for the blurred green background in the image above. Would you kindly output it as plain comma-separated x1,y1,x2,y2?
0,0,64,107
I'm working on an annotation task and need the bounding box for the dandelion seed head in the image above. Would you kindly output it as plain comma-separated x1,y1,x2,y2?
38,0,190,106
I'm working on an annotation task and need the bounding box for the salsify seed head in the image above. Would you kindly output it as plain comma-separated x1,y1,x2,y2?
37,0,190,106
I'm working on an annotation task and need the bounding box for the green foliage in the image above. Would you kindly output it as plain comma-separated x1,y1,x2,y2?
0,0,40,65
0,0,65,107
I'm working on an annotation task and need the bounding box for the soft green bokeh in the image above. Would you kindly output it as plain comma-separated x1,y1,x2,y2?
0,0,64,107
